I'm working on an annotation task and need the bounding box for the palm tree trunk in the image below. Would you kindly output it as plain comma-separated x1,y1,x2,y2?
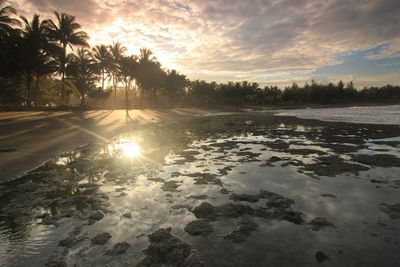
34,75,40,106
101,69,105,92
113,75,117,108
61,43,67,106
80,91,85,107
125,81,129,114
26,74,33,107
139,88,143,108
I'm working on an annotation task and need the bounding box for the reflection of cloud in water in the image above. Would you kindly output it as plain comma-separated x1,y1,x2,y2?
1,114,400,266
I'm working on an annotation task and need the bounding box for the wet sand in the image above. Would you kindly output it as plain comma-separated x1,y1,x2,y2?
0,108,211,182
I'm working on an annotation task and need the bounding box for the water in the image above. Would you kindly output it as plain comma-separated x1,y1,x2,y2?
0,114,400,266
277,105,400,125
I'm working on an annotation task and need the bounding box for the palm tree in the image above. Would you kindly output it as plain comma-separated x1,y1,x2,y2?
45,12,89,105
108,42,126,103
92,44,111,92
164,69,188,105
119,55,138,112
0,5,21,77
0,5,20,34
20,14,59,106
136,48,163,106
66,48,97,107
138,48,156,64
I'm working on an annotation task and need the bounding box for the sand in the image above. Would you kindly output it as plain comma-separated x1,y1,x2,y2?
0,108,209,182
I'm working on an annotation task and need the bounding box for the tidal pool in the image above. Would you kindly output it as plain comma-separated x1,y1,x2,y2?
0,114,400,266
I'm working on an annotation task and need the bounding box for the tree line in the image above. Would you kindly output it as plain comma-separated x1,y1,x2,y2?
1,4,399,109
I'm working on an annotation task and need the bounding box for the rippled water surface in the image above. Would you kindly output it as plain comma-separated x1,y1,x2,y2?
1,114,400,266
277,104,400,125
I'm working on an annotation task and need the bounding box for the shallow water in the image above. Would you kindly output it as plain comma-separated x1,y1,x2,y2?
277,105,400,125
0,114,400,266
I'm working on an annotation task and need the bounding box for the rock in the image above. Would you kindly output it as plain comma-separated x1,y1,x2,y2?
223,218,259,243
105,241,131,255
218,166,232,175
192,202,216,220
315,251,330,262
116,192,127,197
265,141,289,150
219,203,253,218
184,219,213,236
192,199,304,225
148,177,165,183
171,172,182,177
91,232,112,245
219,188,230,195
138,228,204,267
115,187,126,192
123,212,132,218
161,180,181,192
287,149,325,156
236,151,261,162
59,235,84,248
380,203,400,219
230,193,260,203
320,193,336,198
370,179,387,184
89,211,104,221
352,154,400,168
269,156,282,162
259,190,295,209
309,217,335,231
186,172,222,185
171,204,193,210
59,226,85,248
40,213,59,226
278,210,304,225
187,195,208,200
45,258,67,267
0,147,17,153
304,156,370,177
148,227,172,242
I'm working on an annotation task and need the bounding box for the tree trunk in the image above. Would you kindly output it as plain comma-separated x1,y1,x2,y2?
139,88,144,108
34,75,40,106
152,88,157,106
80,91,85,107
61,43,67,106
101,69,105,92
26,74,33,107
113,75,117,108
125,83,129,114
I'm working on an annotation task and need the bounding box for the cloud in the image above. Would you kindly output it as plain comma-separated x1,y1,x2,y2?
6,0,400,86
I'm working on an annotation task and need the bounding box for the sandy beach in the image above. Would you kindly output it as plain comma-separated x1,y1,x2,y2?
0,108,209,182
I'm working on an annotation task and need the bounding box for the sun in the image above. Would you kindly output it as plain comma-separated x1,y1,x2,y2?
122,143,141,158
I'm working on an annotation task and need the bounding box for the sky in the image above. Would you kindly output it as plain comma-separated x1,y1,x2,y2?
6,0,400,88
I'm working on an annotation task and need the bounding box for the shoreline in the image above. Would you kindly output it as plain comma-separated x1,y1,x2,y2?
1,102,399,112
0,108,212,183
1,107,399,183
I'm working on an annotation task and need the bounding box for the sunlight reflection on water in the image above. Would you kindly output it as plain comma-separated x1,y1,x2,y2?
108,137,143,159
122,143,141,158
1,115,400,267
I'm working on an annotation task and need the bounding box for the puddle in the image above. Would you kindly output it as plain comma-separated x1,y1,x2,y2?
1,114,400,266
